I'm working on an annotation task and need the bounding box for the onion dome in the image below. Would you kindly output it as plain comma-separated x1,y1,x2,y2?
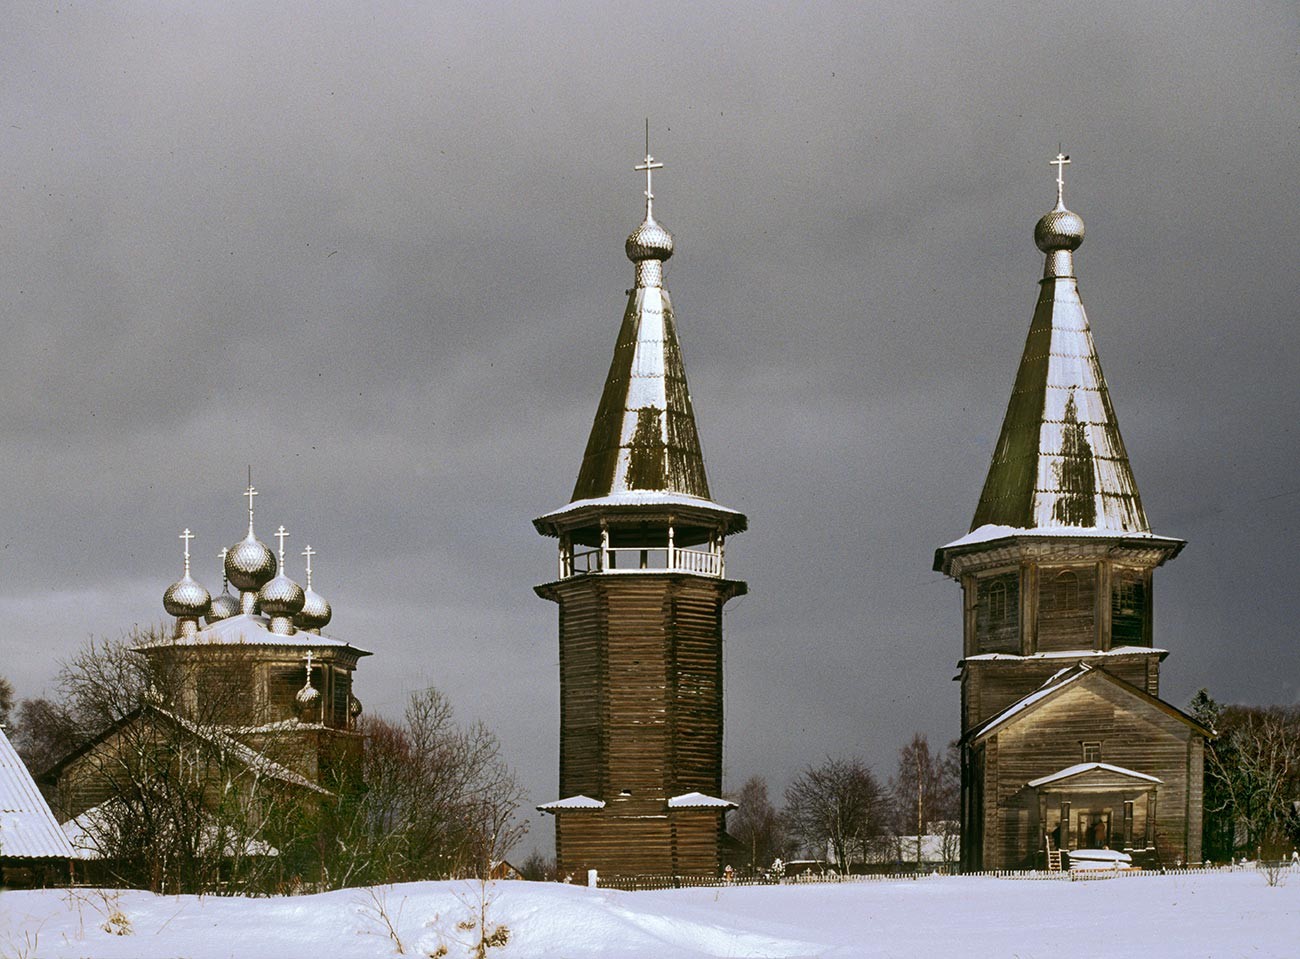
258,526,305,634
226,481,277,617
164,529,210,638
1034,201,1085,253
1036,152,1085,278
625,214,674,263
295,652,321,722
206,547,241,624
295,679,320,709
348,694,363,719
226,533,277,592
294,545,332,633
163,574,210,619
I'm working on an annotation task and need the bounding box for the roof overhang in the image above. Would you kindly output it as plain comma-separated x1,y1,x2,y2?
667,791,737,810
534,492,747,542
1029,762,1163,790
537,795,606,814
934,525,1185,578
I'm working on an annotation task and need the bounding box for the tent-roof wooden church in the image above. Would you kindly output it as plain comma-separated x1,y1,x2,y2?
934,156,1211,871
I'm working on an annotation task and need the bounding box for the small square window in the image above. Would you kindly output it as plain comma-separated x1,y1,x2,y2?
1082,742,1102,762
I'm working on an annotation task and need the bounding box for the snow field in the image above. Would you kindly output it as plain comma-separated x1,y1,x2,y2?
0,870,1296,958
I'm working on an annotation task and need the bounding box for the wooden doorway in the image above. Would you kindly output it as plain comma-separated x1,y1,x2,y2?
1078,812,1111,848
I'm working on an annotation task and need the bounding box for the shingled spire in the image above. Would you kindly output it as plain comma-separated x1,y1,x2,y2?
970,153,1148,534
570,144,712,503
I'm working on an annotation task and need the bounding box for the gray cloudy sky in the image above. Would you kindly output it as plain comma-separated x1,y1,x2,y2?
2,2,1297,850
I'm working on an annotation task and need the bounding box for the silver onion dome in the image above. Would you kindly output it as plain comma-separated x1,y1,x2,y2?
1035,201,1085,253
206,590,240,624
625,214,675,262
348,694,363,719
163,573,210,619
295,588,332,633
258,571,306,618
226,533,277,592
295,679,321,714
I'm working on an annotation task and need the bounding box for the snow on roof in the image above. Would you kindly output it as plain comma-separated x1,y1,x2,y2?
0,726,75,859
968,665,1091,741
667,792,736,809
1028,762,1163,788
152,613,371,656
964,646,1167,662
942,524,1181,552
537,491,746,533
63,801,279,860
153,707,332,795
537,795,606,812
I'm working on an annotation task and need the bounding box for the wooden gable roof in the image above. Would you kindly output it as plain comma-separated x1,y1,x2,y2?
966,663,1213,745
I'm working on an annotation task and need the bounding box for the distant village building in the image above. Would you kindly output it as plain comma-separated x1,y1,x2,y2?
45,484,368,854
534,149,746,877
0,724,73,886
933,157,1210,871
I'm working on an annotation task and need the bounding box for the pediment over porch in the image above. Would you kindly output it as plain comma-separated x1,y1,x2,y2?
1029,761,1162,792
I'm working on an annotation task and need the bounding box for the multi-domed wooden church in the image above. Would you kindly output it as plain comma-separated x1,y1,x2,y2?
46,482,368,828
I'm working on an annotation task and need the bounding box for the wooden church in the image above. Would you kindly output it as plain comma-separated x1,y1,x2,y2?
45,484,368,841
534,149,746,878
933,157,1211,871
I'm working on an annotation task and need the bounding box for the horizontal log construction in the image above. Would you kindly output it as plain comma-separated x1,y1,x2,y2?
540,572,744,876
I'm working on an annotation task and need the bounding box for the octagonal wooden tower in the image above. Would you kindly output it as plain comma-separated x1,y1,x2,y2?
535,149,746,878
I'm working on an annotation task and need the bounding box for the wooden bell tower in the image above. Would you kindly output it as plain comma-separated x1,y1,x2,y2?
534,146,746,878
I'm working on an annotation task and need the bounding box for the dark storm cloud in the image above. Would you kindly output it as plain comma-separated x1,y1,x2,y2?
2,1,1297,844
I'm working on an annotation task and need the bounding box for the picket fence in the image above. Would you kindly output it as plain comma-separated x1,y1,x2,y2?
595,861,1291,892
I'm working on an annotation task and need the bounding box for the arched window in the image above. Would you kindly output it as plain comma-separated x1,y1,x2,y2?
988,581,1008,625
1054,571,1079,611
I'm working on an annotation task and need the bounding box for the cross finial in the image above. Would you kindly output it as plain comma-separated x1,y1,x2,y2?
274,525,289,565
1051,149,1071,206
302,545,316,591
244,476,259,535
634,120,664,217
218,546,230,590
179,528,195,576
304,649,314,679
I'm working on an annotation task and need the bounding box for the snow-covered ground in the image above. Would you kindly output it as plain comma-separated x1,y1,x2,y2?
1,870,1296,958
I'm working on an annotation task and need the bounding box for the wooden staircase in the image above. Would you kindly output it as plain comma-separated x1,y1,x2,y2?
1045,834,1063,872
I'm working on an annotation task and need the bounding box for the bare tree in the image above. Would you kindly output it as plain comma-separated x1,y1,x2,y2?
37,630,304,894
314,687,528,887
783,757,885,872
727,776,792,873
518,848,556,882
0,675,13,727
887,734,959,868
1198,695,1300,860
10,696,83,775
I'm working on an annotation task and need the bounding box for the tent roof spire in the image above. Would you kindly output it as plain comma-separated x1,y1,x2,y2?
970,153,1149,535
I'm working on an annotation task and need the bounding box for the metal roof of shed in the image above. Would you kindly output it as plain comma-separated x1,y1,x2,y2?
0,726,74,859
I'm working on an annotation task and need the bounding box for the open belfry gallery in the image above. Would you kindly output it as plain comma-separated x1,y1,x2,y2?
12,146,1212,884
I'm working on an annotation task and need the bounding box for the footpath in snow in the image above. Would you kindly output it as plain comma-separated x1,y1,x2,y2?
1,870,1297,958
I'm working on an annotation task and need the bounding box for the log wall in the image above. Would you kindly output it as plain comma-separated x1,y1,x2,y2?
542,572,742,875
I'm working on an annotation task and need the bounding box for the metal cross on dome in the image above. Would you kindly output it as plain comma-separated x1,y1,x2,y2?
1051,150,1071,205
634,121,663,215
303,649,314,680
302,545,316,590
179,528,195,575
275,525,289,565
245,482,259,534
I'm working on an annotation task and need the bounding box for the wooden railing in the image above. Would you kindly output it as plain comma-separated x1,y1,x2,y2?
564,546,722,578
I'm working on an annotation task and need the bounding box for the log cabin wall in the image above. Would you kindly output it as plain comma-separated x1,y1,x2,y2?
983,676,1201,868
544,571,741,875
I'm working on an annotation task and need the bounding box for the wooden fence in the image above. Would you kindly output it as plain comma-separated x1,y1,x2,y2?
595,861,1292,891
